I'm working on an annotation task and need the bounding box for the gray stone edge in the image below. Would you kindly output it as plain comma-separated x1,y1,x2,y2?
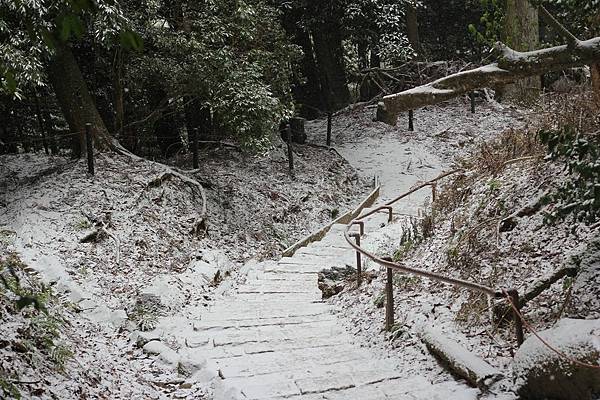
281,182,380,257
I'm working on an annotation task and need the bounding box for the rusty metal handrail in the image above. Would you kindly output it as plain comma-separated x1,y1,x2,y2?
343,169,524,346
342,234,499,297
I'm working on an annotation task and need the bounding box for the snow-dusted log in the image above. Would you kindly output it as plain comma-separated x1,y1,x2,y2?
421,328,504,389
377,37,600,125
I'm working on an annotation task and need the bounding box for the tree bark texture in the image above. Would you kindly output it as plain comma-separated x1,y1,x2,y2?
294,29,324,118
406,1,421,58
47,41,112,155
501,0,541,103
311,22,351,111
280,7,323,119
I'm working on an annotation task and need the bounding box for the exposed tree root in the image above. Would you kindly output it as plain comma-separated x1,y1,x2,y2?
114,141,207,219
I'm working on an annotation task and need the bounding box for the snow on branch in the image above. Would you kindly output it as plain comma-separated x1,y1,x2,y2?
376,37,600,125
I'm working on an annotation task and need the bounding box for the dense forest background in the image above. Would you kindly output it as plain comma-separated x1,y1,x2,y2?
1,0,598,158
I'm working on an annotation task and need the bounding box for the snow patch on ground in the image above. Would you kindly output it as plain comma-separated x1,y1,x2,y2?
0,143,365,399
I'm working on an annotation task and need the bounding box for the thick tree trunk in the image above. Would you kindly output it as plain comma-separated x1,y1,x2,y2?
406,1,421,58
47,41,113,156
377,38,600,125
591,63,600,107
312,23,351,111
501,0,541,103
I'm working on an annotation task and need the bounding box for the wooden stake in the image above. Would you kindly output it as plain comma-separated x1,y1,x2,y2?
326,112,332,146
192,128,199,169
85,123,94,175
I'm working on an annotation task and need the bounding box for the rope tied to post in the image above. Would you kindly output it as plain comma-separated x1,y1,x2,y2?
502,289,600,370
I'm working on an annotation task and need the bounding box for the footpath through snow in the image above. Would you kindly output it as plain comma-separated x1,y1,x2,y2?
307,99,525,210
184,215,478,400
179,99,530,398
1,98,531,399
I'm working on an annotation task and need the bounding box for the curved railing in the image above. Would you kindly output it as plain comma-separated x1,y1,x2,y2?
343,170,525,346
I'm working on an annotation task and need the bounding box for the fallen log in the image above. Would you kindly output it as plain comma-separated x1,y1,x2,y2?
377,18,600,125
421,328,504,389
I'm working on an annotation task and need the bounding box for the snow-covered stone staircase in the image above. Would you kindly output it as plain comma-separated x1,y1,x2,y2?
183,207,477,400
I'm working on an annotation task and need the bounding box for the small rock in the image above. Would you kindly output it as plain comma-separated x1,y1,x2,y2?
143,341,180,366
131,330,162,348
317,265,357,298
178,355,207,375
514,318,600,400
143,340,168,355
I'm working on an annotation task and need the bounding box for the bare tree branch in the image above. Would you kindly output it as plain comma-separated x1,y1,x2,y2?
538,6,580,48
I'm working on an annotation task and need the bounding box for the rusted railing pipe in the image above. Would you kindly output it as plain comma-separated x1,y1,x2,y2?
343,169,525,346
349,232,362,286
343,230,498,297
354,170,463,224
351,220,365,236
382,256,394,331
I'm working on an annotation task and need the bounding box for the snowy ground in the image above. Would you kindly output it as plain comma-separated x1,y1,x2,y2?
2,95,597,399
306,97,526,212
0,143,367,399
315,99,599,398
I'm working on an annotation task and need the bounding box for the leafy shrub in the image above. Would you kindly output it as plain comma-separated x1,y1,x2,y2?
540,126,600,224
0,254,47,313
468,0,504,48
1,253,72,387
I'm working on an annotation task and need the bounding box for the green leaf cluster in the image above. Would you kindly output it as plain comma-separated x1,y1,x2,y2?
468,0,504,48
539,127,600,224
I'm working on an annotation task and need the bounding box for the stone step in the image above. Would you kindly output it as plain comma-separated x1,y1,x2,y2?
295,246,352,258
188,319,348,348
215,359,404,399
203,301,330,320
183,335,349,361
237,283,321,295
188,203,478,400
215,345,373,379
232,292,322,303
193,313,336,331
256,271,318,282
